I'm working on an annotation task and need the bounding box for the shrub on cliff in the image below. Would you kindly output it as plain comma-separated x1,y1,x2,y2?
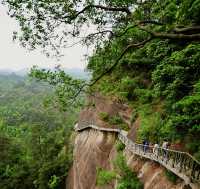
113,152,143,189
96,168,116,186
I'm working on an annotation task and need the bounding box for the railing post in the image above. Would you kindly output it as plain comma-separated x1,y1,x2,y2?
197,164,200,180
178,154,185,173
190,160,196,180
171,152,176,168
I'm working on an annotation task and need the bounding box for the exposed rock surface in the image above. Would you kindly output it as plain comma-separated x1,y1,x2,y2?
66,129,117,189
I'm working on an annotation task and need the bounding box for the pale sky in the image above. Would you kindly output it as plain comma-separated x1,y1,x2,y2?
0,5,88,71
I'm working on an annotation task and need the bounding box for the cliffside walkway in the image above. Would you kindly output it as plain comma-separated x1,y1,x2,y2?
74,121,200,187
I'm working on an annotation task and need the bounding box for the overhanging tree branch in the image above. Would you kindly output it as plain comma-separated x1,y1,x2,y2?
114,22,200,40
115,25,137,37
174,26,200,34
76,5,131,16
153,32,200,40
139,20,164,25
138,27,200,40
86,30,114,39
114,20,164,38
63,4,131,20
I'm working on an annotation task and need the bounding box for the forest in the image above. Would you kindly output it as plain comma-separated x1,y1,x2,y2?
0,74,80,189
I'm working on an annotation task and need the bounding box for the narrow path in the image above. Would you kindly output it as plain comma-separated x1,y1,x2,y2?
74,121,200,187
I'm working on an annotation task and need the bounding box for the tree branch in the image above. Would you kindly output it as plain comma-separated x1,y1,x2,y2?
62,4,131,20
114,20,164,38
174,26,200,34
138,27,200,40
139,20,164,25
153,32,200,40
76,5,131,16
115,25,137,37
86,30,114,38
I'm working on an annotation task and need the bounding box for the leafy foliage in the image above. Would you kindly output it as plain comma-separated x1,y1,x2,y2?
29,66,86,110
96,167,116,186
164,169,178,183
99,112,129,130
96,142,142,188
98,112,110,121
3,0,200,58
113,152,143,189
109,115,129,130
115,141,126,152
0,75,79,189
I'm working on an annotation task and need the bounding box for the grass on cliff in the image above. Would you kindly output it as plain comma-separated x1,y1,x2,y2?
96,168,116,186
164,169,178,183
113,151,143,189
98,112,129,131
96,140,143,189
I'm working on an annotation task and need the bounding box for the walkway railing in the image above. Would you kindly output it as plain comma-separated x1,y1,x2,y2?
75,121,200,185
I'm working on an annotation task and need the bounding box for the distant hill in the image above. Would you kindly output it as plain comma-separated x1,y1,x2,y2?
0,67,91,79
0,69,16,75
63,68,91,79
0,68,28,76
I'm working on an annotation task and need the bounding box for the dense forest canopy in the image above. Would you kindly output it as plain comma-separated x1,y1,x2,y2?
2,0,200,55
1,0,200,182
0,74,80,189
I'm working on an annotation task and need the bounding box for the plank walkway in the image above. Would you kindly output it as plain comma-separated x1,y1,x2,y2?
74,121,200,187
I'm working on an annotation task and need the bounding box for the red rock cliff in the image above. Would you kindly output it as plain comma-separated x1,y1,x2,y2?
66,95,190,189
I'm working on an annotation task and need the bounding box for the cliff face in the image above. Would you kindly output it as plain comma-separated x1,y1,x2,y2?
66,129,117,189
67,128,187,189
66,95,187,189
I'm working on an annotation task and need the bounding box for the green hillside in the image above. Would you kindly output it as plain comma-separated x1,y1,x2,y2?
0,74,79,189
